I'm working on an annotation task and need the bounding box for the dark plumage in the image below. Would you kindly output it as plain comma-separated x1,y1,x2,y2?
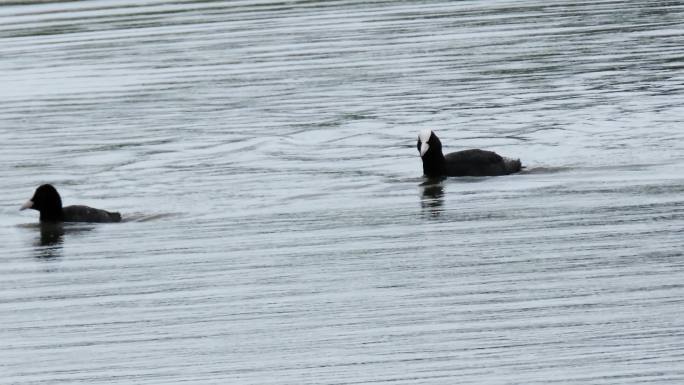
21,184,122,223
417,129,521,177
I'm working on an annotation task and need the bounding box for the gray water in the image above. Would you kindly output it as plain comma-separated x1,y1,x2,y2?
2,1,684,383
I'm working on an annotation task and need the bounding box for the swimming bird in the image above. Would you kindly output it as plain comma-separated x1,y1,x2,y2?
21,184,122,223
417,129,522,177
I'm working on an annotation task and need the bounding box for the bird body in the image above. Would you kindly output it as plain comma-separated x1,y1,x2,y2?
417,129,521,177
62,205,122,223
21,184,122,223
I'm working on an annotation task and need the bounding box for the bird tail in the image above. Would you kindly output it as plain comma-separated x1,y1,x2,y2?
504,158,522,174
109,211,122,222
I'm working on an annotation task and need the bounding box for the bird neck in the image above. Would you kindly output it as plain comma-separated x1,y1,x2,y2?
39,207,64,222
422,150,446,177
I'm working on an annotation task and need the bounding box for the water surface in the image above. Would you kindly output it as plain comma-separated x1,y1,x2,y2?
2,1,684,384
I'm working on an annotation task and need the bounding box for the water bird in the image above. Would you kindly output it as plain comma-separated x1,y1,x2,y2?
21,184,122,223
417,129,522,177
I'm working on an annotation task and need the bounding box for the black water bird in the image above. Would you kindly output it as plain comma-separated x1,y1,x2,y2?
417,129,521,177
21,184,122,223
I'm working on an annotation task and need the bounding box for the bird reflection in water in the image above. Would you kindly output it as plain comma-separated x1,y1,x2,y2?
34,223,65,259
31,223,95,260
420,177,445,218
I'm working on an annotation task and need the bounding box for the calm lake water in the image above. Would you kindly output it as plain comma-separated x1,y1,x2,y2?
2,0,684,383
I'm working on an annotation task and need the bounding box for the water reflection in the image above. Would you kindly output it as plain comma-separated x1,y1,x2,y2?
38,223,64,246
27,223,95,260
33,223,64,260
420,178,445,218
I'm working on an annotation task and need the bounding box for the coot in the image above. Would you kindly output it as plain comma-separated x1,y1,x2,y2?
21,184,122,223
417,129,521,177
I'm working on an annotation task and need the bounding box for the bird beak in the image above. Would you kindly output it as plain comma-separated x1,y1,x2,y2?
20,200,33,210
420,142,429,157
